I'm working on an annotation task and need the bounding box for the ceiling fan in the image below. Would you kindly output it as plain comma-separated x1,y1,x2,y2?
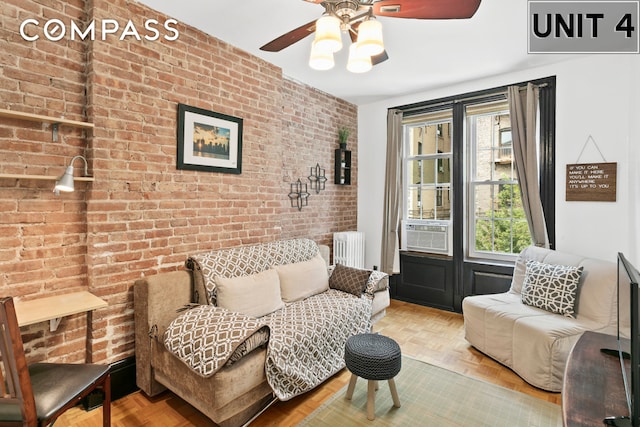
260,0,482,72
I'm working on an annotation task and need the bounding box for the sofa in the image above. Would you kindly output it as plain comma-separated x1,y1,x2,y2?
462,245,617,392
134,238,390,427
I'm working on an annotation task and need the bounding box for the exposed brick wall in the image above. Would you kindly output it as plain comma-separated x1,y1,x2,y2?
0,0,357,364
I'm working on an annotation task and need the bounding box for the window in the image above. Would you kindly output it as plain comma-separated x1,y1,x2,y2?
398,80,555,262
466,101,530,260
403,111,452,223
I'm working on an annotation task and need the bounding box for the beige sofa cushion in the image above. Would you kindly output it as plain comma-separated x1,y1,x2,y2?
275,253,329,302
216,269,284,317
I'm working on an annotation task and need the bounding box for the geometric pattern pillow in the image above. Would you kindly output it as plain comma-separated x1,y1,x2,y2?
329,263,372,296
521,260,584,318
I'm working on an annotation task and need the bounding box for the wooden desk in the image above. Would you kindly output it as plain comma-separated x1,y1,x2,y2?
14,291,107,331
563,331,630,427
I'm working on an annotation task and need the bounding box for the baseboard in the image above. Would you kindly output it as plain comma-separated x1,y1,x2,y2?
83,355,138,410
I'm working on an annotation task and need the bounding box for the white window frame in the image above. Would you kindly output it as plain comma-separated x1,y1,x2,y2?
401,115,453,255
465,105,530,262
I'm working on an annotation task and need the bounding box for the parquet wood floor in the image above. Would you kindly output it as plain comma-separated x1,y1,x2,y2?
59,299,561,426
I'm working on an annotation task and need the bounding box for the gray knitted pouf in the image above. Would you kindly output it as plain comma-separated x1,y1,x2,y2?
344,333,401,420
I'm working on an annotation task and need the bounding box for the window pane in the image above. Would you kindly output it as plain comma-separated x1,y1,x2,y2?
422,159,436,184
474,115,494,180
420,188,436,219
439,123,452,154
475,219,494,252
407,127,423,157
422,124,440,155
407,160,421,184
473,183,530,255
406,187,420,219
439,158,451,184
474,185,493,219
493,184,512,220
436,188,452,220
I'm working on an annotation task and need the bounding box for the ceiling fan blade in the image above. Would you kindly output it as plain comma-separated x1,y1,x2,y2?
260,19,317,52
372,50,389,66
373,0,481,19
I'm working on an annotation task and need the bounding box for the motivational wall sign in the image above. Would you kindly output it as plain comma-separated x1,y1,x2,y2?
566,162,617,202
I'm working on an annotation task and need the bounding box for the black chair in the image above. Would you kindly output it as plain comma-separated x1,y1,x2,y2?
0,296,111,426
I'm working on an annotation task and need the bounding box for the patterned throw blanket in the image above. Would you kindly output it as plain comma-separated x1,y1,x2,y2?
164,289,372,401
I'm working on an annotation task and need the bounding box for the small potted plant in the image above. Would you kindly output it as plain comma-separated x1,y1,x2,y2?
338,127,350,150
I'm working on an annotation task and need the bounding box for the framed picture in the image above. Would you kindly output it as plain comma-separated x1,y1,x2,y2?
177,103,243,174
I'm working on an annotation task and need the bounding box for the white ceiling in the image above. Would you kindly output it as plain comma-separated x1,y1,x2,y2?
136,0,572,105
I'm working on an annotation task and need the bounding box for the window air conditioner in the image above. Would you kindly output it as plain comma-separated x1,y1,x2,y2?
401,220,450,254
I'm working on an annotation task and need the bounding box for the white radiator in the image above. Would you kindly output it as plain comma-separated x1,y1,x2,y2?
333,231,365,269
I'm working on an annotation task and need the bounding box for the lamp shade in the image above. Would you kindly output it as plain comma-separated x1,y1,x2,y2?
54,166,75,192
356,18,384,56
314,15,342,53
309,40,335,70
347,43,372,73
53,155,90,194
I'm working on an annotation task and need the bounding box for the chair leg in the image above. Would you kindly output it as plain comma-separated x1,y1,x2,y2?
388,377,401,408
367,380,376,420
346,373,358,400
102,373,111,427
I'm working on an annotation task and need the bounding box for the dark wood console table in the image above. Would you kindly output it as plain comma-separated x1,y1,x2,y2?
563,331,630,426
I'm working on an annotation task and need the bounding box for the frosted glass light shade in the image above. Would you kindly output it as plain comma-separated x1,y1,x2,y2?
309,41,335,70
314,15,342,53
347,43,372,73
356,18,384,56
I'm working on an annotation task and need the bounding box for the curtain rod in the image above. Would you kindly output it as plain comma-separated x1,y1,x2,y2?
398,82,548,115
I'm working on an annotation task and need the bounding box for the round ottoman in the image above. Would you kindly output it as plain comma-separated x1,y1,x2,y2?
344,333,401,420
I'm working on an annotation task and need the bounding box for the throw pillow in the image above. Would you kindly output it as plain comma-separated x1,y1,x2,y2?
329,263,372,296
274,252,329,302
521,259,584,318
215,268,284,318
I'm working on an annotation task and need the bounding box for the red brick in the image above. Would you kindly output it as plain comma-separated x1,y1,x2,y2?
1,0,357,364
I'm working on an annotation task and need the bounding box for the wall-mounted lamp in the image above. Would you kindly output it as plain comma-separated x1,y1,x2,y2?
54,155,91,195
308,163,327,194
288,178,310,211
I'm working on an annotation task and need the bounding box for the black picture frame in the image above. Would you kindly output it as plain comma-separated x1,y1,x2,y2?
177,103,243,174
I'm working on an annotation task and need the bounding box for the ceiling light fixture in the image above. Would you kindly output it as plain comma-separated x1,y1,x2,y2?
309,40,335,70
308,5,384,73
356,17,384,56
313,14,343,53
346,43,372,73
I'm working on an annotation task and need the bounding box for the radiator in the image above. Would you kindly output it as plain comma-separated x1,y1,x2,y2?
333,231,365,269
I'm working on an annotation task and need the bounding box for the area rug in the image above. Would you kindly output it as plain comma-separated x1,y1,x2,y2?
298,356,561,427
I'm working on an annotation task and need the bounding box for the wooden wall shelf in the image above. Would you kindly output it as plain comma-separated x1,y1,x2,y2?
0,173,94,182
0,108,94,129
14,291,107,332
0,108,93,142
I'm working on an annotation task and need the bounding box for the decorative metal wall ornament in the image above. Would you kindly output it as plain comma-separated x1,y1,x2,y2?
288,178,310,210
308,163,327,194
